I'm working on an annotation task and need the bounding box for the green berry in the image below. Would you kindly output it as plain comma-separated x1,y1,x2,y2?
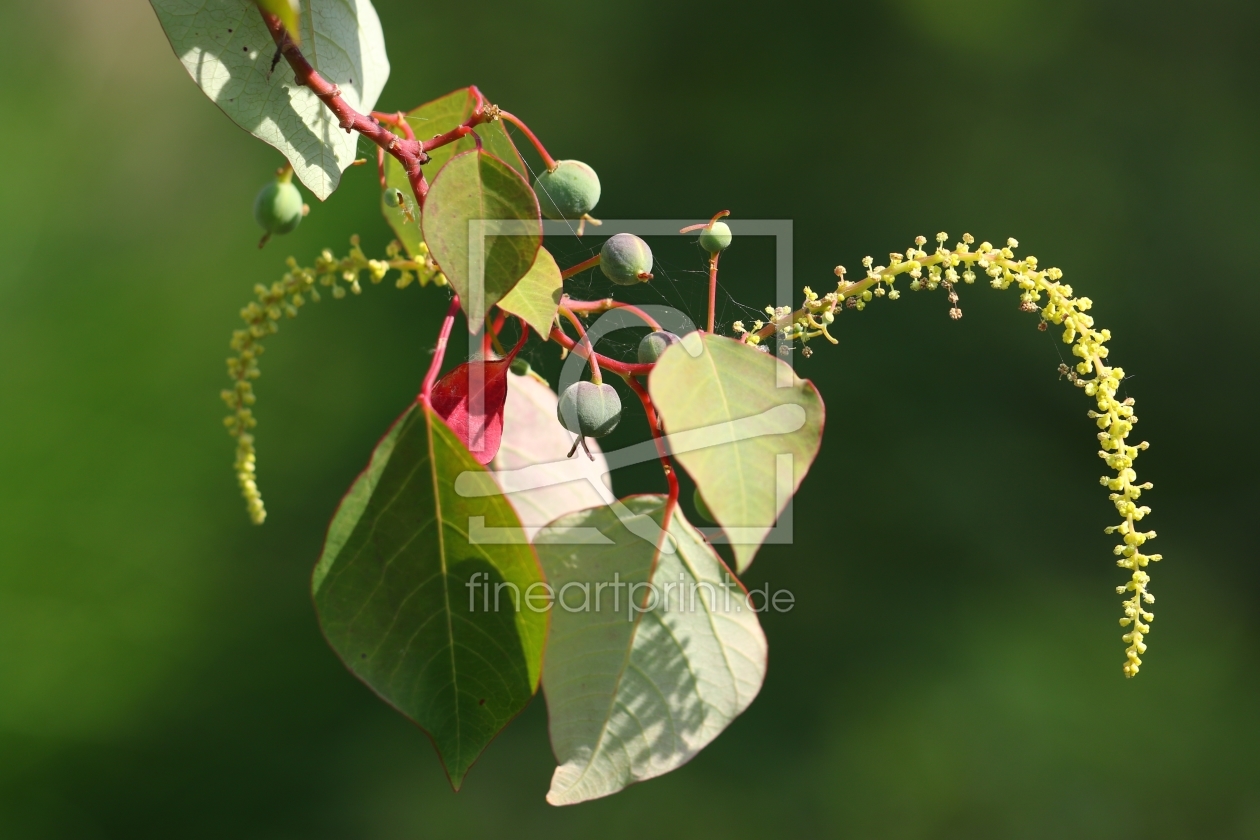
600,233,653,285
383,187,403,208
557,381,622,439
510,357,531,376
533,160,601,221
699,221,732,254
637,330,681,364
253,180,303,235
693,488,716,523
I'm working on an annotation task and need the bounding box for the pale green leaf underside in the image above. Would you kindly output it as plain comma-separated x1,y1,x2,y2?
497,247,563,339
382,88,527,258
313,402,546,788
150,0,389,200
537,496,767,806
490,373,613,541
648,333,825,572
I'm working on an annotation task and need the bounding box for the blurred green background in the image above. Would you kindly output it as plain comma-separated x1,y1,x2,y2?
1,0,1257,837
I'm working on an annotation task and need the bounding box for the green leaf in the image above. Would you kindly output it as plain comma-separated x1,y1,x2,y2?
382,88,528,258
536,496,767,806
648,333,825,572
490,373,612,540
422,149,541,328
496,247,563,339
313,401,547,789
150,0,389,200
254,0,299,43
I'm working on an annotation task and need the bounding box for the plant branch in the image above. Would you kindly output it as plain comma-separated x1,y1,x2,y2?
549,327,655,377
624,374,679,529
259,10,430,205
259,12,491,208
707,251,720,333
421,295,462,403
498,111,557,170
558,307,601,383
560,296,662,330
371,110,416,141
560,253,602,279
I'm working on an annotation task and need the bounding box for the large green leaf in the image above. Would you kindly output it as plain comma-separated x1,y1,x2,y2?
496,247,563,339
382,88,527,257
313,401,547,789
537,496,767,805
422,150,541,328
490,373,612,540
151,0,389,200
648,333,825,572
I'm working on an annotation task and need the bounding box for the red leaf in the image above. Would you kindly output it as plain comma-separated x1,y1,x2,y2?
428,357,514,465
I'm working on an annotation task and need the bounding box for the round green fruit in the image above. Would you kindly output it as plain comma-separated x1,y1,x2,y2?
383,187,403,208
510,357,532,376
693,488,716,523
533,160,601,221
699,221,732,254
253,180,303,235
600,233,653,285
637,330,681,364
557,381,622,439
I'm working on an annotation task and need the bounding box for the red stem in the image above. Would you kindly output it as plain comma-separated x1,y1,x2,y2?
562,296,663,330
260,10,483,209
421,124,474,152
372,110,416,142
707,251,720,334
259,11,429,206
549,327,655,377
559,307,601,383
421,295,462,403
376,147,386,189
624,374,680,527
499,111,558,170
560,253,602,280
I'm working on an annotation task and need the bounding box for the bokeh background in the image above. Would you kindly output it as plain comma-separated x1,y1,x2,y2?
2,0,1257,837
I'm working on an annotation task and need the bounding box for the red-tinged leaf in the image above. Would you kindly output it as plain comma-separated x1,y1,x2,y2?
429,328,528,464
429,358,512,465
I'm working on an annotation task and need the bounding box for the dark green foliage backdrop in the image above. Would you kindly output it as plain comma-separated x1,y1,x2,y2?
1,0,1256,837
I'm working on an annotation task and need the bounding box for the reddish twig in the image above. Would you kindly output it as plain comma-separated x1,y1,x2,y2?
679,209,730,235
549,327,655,377
561,296,663,330
559,307,601,383
707,251,720,334
560,253,602,280
421,295,462,403
624,374,680,528
259,10,485,209
679,211,730,334
259,11,430,205
421,124,474,153
371,110,416,142
498,111,557,170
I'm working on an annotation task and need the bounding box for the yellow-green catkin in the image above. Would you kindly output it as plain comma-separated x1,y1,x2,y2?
222,236,444,524
743,232,1159,676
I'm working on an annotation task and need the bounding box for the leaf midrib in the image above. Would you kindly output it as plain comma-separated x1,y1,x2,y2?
425,408,463,768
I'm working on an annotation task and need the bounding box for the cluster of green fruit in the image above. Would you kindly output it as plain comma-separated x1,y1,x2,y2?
554,330,679,444
540,157,728,528
554,328,713,521
556,330,682,431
